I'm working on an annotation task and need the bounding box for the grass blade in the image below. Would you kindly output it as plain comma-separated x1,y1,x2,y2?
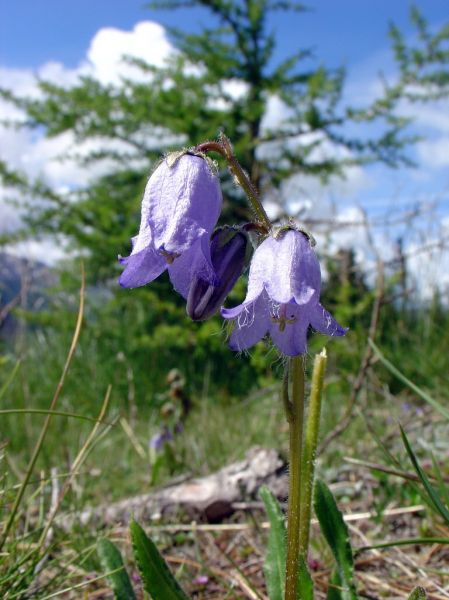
130,520,189,600
0,266,85,552
259,486,286,600
369,340,449,420
314,480,357,600
400,426,449,525
430,453,449,509
358,537,449,551
0,360,20,400
0,408,112,425
97,538,136,600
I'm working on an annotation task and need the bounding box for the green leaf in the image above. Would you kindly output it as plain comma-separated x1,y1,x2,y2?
400,426,449,525
298,557,313,600
97,538,136,600
358,537,449,551
314,480,357,600
408,587,427,600
369,340,449,421
129,520,189,600
430,453,449,510
327,570,343,600
259,486,286,600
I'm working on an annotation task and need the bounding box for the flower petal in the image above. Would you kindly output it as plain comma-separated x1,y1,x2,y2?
227,294,271,352
309,303,347,337
186,229,249,321
242,235,276,304
268,302,309,356
168,235,216,299
266,230,321,305
221,300,251,320
119,247,166,288
149,155,222,254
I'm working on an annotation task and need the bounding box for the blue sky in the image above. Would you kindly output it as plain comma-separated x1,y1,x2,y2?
1,1,449,295
2,0,448,70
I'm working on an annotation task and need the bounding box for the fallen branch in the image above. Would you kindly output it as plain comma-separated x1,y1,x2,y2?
57,447,287,530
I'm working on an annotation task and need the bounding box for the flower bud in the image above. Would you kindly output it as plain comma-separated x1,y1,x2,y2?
187,226,252,321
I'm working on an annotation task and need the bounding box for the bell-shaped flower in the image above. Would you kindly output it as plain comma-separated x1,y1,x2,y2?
187,226,252,321
119,152,222,296
221,228,346,356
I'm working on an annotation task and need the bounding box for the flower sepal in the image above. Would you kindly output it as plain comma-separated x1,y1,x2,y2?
273,222,316,247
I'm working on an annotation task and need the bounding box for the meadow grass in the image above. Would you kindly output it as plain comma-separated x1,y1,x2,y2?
1,288,448,597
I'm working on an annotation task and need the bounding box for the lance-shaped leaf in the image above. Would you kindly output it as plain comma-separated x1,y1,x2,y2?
260,486,286,600
400,426,449,525
130,520,190,600
314,480,357,600
408,587,427,600
97,538,136,600
298,557,314,600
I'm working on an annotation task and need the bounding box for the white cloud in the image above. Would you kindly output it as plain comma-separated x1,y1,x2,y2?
261,95,292,132
0,21,175,262
86,21,174,84
6,237,69,265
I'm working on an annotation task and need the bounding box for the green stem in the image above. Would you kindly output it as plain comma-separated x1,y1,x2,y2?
285,355,305,600
281,362,292,422
299,348,327,558
195,136,271,231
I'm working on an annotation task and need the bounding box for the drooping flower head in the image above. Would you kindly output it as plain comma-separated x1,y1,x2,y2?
187,226,252,321
119,152,222,297
221,227,346,356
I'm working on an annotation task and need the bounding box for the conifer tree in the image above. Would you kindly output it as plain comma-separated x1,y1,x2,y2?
3,2,447,277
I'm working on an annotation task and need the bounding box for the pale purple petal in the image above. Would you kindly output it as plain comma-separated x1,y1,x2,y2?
221,302,249,320
227,294,271,352
187,228,249,321
168,235,216,298
265,230,320,305
149,428,173,450
242,235,276,304
119,153,222,293
119,247,166,288
219,237,274,319
309,303,347,337
223,228,346,356
148,155,222,254
268,302,309,356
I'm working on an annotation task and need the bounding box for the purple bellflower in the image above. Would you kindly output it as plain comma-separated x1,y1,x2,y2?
221,228,347,356
187,226,252,321
119,152,222,296
149,427,173,451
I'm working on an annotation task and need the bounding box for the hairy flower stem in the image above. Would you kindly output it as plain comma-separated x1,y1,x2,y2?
195,137,271,231
299,348,327,558
285,355,305,600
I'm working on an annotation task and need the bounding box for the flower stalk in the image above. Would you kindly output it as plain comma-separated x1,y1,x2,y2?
195,135,271,232
299,348,327,558
285,355,305,600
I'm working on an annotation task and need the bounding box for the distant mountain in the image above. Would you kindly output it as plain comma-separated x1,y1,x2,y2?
0,252,56,338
